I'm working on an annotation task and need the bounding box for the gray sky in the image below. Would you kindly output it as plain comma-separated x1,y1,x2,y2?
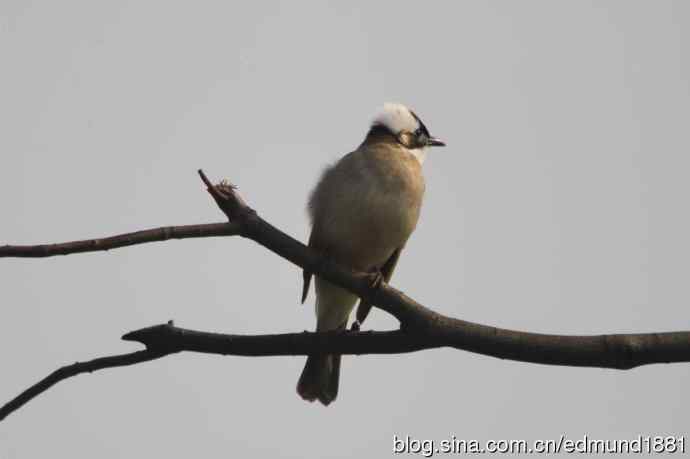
1,1,689,457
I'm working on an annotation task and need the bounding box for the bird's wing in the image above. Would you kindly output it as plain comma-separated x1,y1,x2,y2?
355,247,402,325
301,229,323,304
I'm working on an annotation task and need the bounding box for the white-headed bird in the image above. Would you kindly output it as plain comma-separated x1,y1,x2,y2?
297,103,445,405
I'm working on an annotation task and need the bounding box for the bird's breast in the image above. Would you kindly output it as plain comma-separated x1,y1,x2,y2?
311,148,425,270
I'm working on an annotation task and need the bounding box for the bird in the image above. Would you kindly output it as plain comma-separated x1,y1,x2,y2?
297,103,445,405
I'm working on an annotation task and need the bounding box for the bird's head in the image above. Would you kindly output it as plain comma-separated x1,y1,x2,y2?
367,103,446,153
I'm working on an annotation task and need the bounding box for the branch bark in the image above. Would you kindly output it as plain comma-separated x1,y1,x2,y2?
2,169,689,422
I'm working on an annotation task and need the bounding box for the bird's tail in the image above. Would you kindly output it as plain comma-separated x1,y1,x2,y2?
297,279,356,405
296,353,341,406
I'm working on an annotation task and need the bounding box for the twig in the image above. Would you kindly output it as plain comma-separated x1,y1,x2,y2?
0,223,240,258
0,349,170,422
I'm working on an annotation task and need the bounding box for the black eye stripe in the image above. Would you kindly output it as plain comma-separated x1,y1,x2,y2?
409,110,430,138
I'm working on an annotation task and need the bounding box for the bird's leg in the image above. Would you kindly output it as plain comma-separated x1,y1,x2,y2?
351,266,385,331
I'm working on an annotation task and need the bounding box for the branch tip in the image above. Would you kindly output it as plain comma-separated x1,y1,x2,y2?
122,322,176,347
197,169,213,189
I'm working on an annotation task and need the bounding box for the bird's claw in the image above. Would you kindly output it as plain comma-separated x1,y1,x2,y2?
366,270,385,290
351,320,361,331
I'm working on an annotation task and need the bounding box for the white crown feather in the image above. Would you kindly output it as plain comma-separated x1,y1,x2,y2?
373,102,419,134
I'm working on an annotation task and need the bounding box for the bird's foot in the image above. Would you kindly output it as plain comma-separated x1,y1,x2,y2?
351,320,361,331
366,270,385,290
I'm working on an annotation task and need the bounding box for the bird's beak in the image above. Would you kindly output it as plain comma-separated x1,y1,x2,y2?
426,136,446,147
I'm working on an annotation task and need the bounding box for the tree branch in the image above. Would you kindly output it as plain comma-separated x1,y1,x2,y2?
0,349,170,422
0,222,240,258
2,168,690,422
4,320,688,422
119,322,690,369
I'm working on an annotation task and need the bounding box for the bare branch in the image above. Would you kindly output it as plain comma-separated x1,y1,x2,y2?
0,349,170,422
3,321,688,422
0,223,240,258
2,168,690,422
119,322,690,369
